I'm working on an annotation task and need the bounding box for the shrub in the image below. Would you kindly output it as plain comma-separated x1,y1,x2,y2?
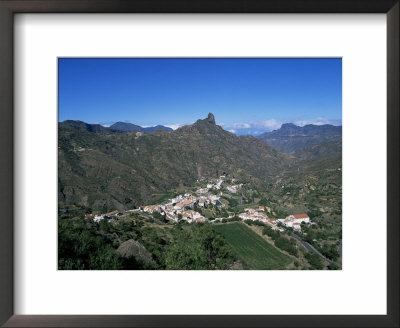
165,225,235,270
274,237,297,256
305,252,324,270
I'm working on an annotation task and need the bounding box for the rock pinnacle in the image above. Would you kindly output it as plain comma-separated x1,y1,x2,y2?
206,113,215,124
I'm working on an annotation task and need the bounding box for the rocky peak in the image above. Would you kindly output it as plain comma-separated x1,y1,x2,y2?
205,113,215,124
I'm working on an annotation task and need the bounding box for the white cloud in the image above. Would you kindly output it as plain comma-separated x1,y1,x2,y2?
233,122,251,129
259,119,281,130
97,121,115,127
164,123,183,130
293,117,342,126
221,116,341,135
223,119,281,134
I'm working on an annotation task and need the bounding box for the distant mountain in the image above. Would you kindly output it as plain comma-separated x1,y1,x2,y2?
109,122,143,132
294,139,342,161
110,122,173,133
59,120,173,134
59,120,121,133
258,123,342,154
58,113,292,211
142,125,173,133
265,123,341,137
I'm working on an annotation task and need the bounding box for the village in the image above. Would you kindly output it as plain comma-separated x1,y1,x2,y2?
85,176,311,232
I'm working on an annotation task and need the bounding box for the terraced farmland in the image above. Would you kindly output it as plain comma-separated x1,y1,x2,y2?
213,223,292,269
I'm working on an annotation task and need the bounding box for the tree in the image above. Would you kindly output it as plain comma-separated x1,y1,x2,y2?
327,262,340,270
164,225,235,269
262,226,273,236
229,216,241,222
274,236,298,256
305,252,324,270
58,218,125,270
322,244,340,261
258,198,268,206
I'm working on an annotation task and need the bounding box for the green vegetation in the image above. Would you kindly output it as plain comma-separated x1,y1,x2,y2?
299,217,341,261
151,192,176,205
294,140,342,161
165,224,235,269
213,223,291,269
222,196,238,208
58,115,291,211
304,252,324,270
244,220,265,227
58,204,91,220
220,216,241,224
58,218,140,270
258,198,268,206
262,226,298,256
59,216,237,270
258,123,341,154
58,115,342,270
327,262,340,270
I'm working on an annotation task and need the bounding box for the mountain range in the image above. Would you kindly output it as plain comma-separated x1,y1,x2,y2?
293,139,342,161
109,122,173,133
257,123,342,154
58,113,292,211
59,120,172,134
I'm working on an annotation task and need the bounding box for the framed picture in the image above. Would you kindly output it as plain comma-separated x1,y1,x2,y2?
0,0,398,327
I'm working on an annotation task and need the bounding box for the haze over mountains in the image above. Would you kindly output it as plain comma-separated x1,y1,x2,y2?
258,123,342,154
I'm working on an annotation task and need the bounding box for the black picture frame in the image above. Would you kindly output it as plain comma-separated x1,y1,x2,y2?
0,1,398,327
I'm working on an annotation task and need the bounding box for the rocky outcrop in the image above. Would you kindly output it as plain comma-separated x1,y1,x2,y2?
117,239,155,265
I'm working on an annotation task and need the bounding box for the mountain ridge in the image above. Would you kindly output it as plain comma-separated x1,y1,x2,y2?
58,113,293,211
258,123,342,154
110,122,173,133
59,120,173,134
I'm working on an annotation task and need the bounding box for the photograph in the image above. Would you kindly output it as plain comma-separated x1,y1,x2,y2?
58,58,342,270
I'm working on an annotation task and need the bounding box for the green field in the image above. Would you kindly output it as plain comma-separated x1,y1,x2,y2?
213,223,292,269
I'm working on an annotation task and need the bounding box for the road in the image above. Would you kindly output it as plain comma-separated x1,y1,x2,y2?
289,232,333,264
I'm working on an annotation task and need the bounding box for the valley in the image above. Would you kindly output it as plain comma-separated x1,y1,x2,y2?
58,114,342,270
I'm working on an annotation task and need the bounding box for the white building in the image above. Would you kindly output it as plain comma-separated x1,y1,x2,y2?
198,199,209,207
286,213,310,224
94,215,104,223
293,222,302,231
182,210,206,223
174,199,195,211
239,211,268,223
280,213,310,230
143,205,160,213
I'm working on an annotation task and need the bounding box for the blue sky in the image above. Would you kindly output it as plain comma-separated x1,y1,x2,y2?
59,58,342,135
